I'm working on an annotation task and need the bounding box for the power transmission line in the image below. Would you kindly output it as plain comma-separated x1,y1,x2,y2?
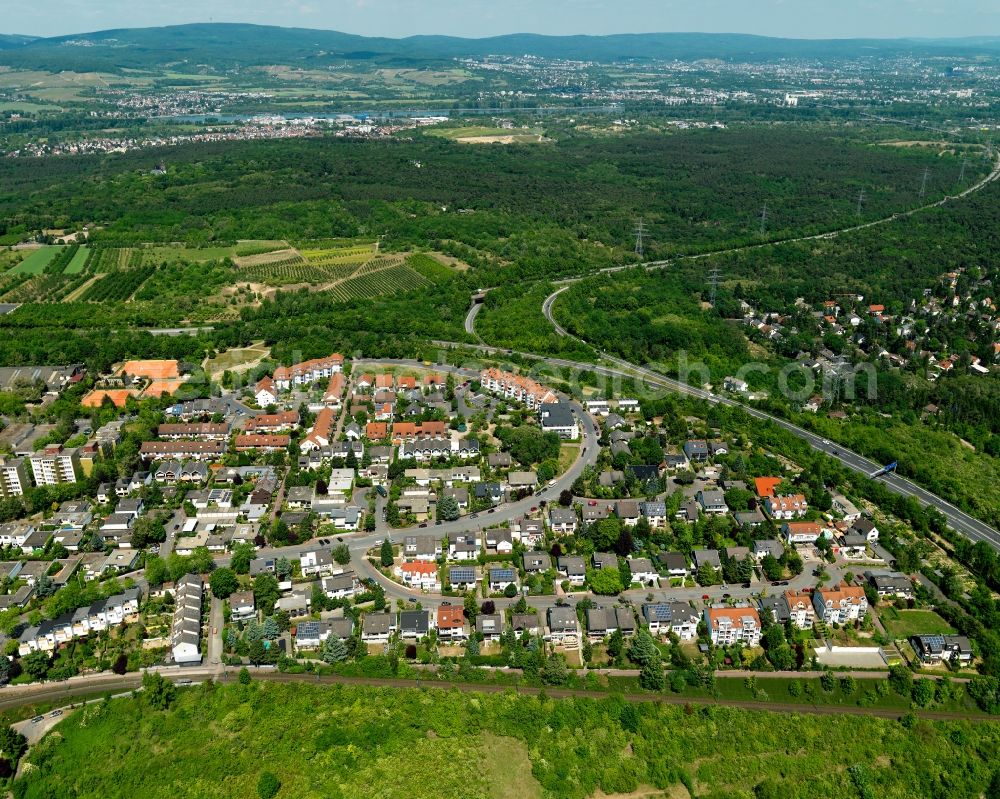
633,219,646,260
919,167,930,201
856,189,865,219
958,156,967,184
708,265,722,308
758,202,768,236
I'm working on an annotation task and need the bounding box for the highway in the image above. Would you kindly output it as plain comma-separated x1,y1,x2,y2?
533,290,1000,553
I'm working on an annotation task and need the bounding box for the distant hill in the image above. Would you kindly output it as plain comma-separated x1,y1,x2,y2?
0,33,38,50
1,24,999,71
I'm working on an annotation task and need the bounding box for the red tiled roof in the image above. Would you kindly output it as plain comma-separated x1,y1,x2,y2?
754,477,782,498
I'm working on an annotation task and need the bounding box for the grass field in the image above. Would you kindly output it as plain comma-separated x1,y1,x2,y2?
881,608,956,639
558,443,580,476
142,246,235,264
8,246,58,275
203,343,271,380
63,246,90,274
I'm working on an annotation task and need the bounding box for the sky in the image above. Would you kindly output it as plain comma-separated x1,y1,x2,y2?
5,0,1000,40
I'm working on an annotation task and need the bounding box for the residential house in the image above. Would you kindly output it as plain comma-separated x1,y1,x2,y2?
254,376,278,407
477,613,504,642
436,604,468,640
782,521,825,546
784,590,816,629
627,558,658,586
229,590,256,623
448,532,480,561
704,607,762,647
640,501,667,528
910,635,973,665
592,552,618,571
299,549,335,577
448,566,477,592
546,606,579,644
615,500,641,527
322,572,359,600
683,440,710,462
849,517,880,543
865,571,914,600
697,489,727,514
484,527,513,554
397,561,441,592
403,534,441,561
765,494,809,519
832,494,862,522
643,602,699,640
558,555,587,587
523,551,551,573
812,585,868,624
658,551,689,580
171,575,203,664
753,539,785,561
586,607,636,640
693,549,722,572
538,403,579,439
548,507,578,534
488,567,517,593
361,612,395,643
399,609,430,639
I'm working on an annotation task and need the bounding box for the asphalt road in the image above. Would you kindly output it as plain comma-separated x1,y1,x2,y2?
535,292,1000,557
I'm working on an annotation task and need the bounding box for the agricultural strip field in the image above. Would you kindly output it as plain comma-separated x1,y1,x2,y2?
7,246,58,275
80,266,157,302
326,262,430,302
64,247,90,274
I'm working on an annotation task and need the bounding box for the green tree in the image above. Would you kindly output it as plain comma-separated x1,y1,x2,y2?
587,566,623,595
257,770,281,799
144,555,169,587
142,671,177,711
627,629,660,667
254,574,280,613
639,657,664,691
436,495,460,522
321,636,348,663
542,654,568,685
912,678,935,707
380,539,394,567
21,650,49,680
0,726,27,762
238,667,252,685
209,567,239,599
888,664,913,697
332,544,351,565
607,628,625,660
231,542,256,575
262,616,280,640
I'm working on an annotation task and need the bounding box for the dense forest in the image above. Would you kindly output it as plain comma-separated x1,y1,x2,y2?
0,126,974,279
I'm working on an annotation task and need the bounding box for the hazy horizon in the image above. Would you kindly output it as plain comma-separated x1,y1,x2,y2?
5,0,1000,41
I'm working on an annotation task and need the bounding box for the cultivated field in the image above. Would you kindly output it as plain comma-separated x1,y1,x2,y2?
8,246,58,275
